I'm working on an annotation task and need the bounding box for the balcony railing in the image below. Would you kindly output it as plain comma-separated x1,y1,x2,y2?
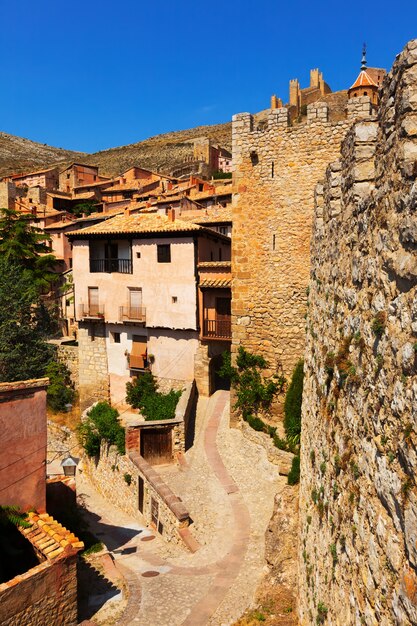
203,318,231,339
90,258,132,274
119,306,146,323
78,303,105,319
129,354,147,370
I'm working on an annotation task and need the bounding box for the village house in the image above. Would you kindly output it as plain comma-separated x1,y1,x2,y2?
5,166,60,190
0,378,82,626
67,210,231,406
59,162,101,193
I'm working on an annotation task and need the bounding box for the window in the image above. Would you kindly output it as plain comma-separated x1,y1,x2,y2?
136,251,141,258
219,226,227,236
112,332,121,343
271,161,274,178
157,244,171,263
172,296,177,303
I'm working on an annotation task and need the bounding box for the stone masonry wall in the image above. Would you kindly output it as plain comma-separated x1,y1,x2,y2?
83,444,190,546
77,323,110,410
231,103,349,420
299,41,417,625
56,344,79,388
0,556,78,626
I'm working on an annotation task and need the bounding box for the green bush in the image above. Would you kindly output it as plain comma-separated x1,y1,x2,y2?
45,361,75,412
126,371,157,407
284,360,304,445
126,372,181,421
78,402,125,457
218,347,285,422
287,455,300,485
246,414,266,431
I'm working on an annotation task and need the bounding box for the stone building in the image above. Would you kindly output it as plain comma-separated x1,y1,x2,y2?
0,378,82,626
299,40,417,625
68,211,231,407
231,99,350,408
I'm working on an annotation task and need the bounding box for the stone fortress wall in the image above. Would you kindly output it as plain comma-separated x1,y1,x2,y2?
231,98,352,408
299,40,417,625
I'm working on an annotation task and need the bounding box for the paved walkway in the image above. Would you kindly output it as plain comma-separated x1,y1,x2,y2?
77,391,286,626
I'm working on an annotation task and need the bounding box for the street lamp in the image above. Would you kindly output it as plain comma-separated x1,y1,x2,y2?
60,455,78,477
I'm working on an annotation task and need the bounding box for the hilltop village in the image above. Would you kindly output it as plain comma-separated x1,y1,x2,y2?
0,39,416,626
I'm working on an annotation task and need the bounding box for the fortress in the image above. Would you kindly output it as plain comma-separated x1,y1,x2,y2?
232,41,417,625
231,57,383,403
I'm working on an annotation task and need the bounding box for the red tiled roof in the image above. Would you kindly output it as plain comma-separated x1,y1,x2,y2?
349,69,378,90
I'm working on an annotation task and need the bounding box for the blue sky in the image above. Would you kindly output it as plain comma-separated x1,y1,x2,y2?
1,0,415,153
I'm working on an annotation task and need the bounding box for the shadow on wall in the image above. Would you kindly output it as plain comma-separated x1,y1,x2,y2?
185,387,198,452
77,558,120,622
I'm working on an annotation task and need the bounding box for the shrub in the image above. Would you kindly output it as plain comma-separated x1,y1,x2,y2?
288,455,300,485
126,372,181,421
78,402,125,457
371,311,387,337
124,473,132,486
316,602,328,624
126,372,157,408
218,347,285,422
284,360,304,445
246,414,266,431
45,361,75,412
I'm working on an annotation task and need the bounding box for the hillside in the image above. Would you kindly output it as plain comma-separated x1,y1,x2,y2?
82,122,233,176
0,132,85,177
0,121,233,179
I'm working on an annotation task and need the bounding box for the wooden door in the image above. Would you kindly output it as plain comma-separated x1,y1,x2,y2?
140,428,172,465
138,476,144,513
129,289,142,319
88,287,99,316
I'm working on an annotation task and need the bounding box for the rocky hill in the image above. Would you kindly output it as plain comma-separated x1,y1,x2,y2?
0,121,233,179
81,122,233,176
0,132,85,177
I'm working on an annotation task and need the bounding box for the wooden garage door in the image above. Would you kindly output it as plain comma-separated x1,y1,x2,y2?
140,428,172,465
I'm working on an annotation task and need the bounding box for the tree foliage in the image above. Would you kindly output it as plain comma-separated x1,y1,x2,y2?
0,208,57,292
45,361,76,412
126,371,182,421
218,347,285,421
0,505,31,529
0,259,53,382
284,359,304,446
78,402,125,457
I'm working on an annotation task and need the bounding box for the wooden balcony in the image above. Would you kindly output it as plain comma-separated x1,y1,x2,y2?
202,318,231,340
78,304,105,320
89,258,132,274
119,306,146,323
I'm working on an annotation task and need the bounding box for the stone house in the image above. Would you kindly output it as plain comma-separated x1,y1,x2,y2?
7,166,59,190
0,378,82,626
59,163,100,193
67,210,231,407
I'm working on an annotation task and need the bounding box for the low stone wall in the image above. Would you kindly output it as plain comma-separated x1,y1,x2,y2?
83,444,190,546
56,344,79,388
0,556,78,626
240,421,294,475
0,512,82,626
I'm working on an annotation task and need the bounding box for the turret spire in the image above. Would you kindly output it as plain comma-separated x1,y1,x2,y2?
361,43,367,71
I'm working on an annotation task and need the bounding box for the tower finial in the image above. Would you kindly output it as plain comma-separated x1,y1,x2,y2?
361,43,367,70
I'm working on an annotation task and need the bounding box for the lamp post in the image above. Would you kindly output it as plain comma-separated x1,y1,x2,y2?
60,455,78,477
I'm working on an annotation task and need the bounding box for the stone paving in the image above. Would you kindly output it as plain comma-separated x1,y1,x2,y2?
77,391,287,626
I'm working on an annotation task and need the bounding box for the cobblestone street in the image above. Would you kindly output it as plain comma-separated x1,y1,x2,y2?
77,391,287,625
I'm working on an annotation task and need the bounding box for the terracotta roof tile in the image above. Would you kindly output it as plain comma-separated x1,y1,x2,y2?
350,69,378,90
20,511,83,560
67,213,205,237
199,277,232,288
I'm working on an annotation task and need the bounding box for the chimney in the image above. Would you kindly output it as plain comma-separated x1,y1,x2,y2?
168,208,175,222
